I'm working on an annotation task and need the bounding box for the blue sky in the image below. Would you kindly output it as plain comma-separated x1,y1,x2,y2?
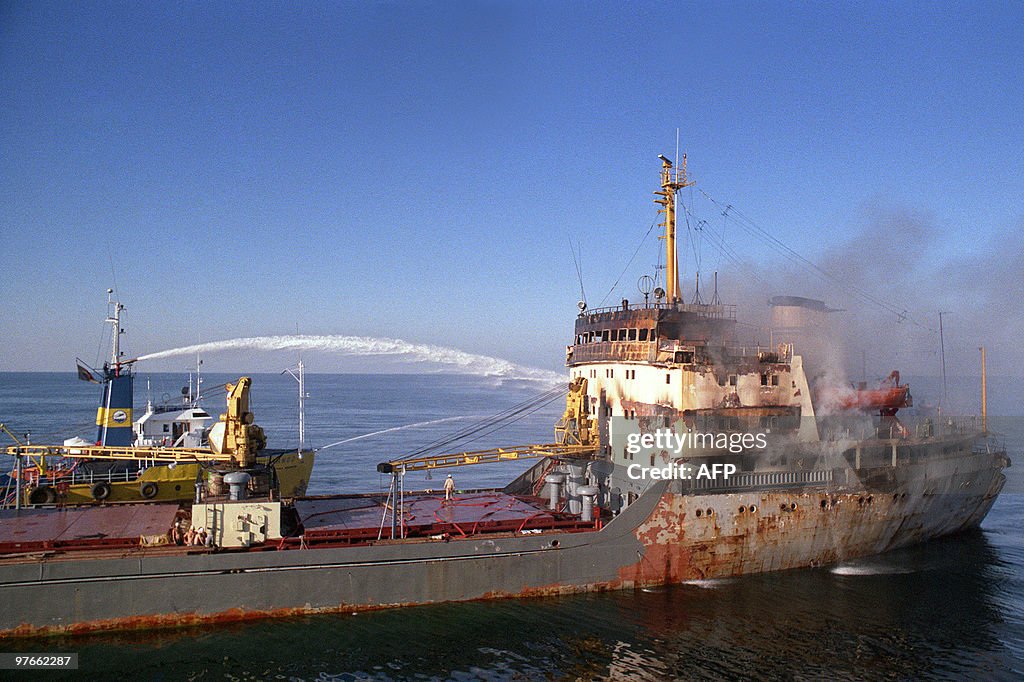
2,2,1022,380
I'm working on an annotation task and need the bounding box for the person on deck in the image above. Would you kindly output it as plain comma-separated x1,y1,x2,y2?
443,474,455,502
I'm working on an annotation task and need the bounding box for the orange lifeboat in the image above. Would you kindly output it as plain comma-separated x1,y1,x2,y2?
837,371,912,415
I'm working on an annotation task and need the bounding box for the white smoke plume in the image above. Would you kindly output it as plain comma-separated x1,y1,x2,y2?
136,334,565,386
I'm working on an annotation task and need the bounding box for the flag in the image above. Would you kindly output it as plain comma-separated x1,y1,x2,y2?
76,358,99,383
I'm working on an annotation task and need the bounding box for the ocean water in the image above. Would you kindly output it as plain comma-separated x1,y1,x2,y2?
0,372,1021,680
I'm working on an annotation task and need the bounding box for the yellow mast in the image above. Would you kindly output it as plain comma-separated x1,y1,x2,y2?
654,153,695,302
980,346,988,433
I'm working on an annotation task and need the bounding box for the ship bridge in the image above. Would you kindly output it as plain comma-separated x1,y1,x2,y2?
568,300,737,366
562,154,815,422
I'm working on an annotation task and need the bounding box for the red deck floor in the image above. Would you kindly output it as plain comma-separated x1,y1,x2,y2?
295,491,593,543
0,504,178,553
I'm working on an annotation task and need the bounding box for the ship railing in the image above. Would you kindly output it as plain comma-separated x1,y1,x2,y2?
582,301,737,319
821,425,876,442
936,416,981,436
714,345,794,362
683,468,834,492
973,435,1006,455
821,416,990,443
32,467,142,488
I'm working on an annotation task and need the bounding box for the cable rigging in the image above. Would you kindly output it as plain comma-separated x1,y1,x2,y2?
695,187,931,331
396,384,567,462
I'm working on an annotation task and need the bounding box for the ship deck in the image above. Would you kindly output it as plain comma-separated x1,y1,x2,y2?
0,504,179,554
293,490,598,545
0,490,599,561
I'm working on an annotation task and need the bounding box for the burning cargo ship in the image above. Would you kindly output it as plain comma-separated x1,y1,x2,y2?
0,154,1010,636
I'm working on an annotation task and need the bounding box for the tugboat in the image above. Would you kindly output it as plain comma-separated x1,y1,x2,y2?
1,294,314,507
0,152,1009,637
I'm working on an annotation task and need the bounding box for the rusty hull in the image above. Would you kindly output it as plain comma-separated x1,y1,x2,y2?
0,444,1008,638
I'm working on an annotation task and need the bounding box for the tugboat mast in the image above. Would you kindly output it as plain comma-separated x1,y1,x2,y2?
283,359,307,456
104,288,126,374
654,153,694,303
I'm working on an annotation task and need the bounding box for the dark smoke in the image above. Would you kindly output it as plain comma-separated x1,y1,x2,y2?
720,199,1024,382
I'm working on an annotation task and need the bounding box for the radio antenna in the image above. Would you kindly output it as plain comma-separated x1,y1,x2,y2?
569,238,587,307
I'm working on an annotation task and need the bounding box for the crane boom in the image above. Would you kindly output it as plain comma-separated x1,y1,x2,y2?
377,442,598,474
3,443,232,463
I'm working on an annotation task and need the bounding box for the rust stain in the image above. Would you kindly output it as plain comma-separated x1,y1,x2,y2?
2,582,637,639
2,602,416,639
619,490,917,585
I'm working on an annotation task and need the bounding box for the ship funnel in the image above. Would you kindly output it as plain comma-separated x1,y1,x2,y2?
95,369,134,447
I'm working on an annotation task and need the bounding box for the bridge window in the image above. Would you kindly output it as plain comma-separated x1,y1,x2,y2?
771,375,779,386
639,329,649,341
628,328,637,341
666,373,671,384
729,375,737,386
601,330,609,342
761,374,769,386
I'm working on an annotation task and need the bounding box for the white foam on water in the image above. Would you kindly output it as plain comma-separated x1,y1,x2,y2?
682,578,734,589
830,564,914,576
136,334,564,386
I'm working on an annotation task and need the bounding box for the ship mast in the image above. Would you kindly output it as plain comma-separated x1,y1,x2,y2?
654,153,695,303
104,288,126,374
283,359,308,456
